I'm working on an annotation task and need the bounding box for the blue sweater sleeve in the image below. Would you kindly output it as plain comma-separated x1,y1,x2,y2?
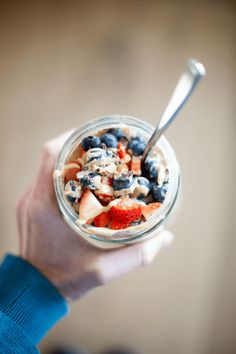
0,254,69,353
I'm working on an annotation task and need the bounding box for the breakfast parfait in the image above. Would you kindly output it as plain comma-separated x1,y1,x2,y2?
60,125,169,232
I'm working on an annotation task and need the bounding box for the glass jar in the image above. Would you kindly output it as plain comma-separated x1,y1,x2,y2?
54,115,180,249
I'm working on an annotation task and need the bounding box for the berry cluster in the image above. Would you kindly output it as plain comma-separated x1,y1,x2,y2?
62,127,169,230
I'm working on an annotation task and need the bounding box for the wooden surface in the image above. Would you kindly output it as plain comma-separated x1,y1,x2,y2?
0,1,235,354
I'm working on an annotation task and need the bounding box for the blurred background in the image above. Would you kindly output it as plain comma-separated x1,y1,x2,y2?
0,0,235,353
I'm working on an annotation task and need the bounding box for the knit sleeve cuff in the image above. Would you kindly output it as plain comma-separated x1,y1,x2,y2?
0,254,69,345
0,311,39,353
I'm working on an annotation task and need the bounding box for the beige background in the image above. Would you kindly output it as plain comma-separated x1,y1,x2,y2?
0,1,235,354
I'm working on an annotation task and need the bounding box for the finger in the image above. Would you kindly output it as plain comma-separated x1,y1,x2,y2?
32,129,75,199
97,230,174,284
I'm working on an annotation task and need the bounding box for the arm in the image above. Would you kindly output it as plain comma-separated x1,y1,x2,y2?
0,131,173,352
0,255,67,354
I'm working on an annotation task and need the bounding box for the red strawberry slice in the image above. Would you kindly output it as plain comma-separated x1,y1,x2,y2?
109,219,130,230
103,176,113,186
130,156,141,176
141,202,162,220
118,142,126,159
79,189,105,220
110,197,142,223
93,211,111,227
97,193,114,202
64,163,81,183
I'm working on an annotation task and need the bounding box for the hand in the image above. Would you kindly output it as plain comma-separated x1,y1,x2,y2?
16,131,173,301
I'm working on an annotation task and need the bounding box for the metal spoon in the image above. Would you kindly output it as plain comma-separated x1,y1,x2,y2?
141,58,206,162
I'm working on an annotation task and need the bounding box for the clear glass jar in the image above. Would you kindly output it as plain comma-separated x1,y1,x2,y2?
54,115,180,249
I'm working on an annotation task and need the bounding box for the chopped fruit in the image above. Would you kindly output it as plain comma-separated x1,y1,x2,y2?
118,142,126,159
101,176,113,186
133,135,145,142
106,177,113,186
68,160,81,165
81,172,102,190
81,148,86,155
68,144,85,161
130,156,142,176
100,133,118,148
79,189,105,220
151,183,168,202
96,193,114,202
112,173,135,191
64,163,81,183
141,202,162,220
137,176,151,187
64,180,82,202
132,177,151,198
108,128,123,139
121,153,131,163
93,211,111,227
128,138,146,156
144,159,159,180
110,198,142,223
109,219,130,230
82,136,101,151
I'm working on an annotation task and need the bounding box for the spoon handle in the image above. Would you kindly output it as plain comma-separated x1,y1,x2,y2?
142,58,206,162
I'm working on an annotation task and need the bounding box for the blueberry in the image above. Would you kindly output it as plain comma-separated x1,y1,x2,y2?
100,133,118,148
82,136,101,151
81,172,101,190
128,138,146,156
133,177,151,198
151,183,168,203
68,180,76,191
112,173,134,190
133,134,145,142
137,176,151,188
64,180,81,203
108,128,123,139
144,159,159,180
68,195,76,203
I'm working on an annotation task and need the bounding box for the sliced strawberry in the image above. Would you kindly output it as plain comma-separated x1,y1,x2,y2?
130,156,141,176
118,142,126,159
122,153,131,163
64,163,81,183
141,202,162,220
110,197,142,223
103,176,113,186
93,211,111,227
68,160,80,165
97,193,114,202
70,144,86,160
109,219,130,230
79,189,105,220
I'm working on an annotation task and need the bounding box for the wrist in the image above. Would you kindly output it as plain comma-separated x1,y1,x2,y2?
20,254,101,301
